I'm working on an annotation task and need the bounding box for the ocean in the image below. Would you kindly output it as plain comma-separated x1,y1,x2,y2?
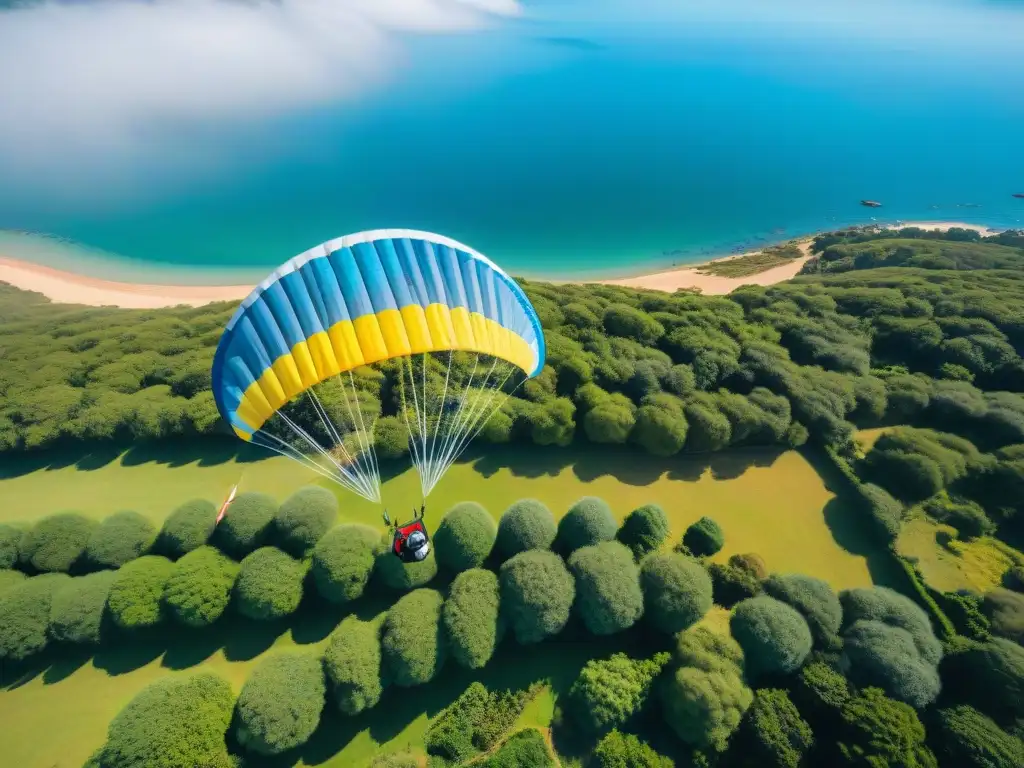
0,0,1022,283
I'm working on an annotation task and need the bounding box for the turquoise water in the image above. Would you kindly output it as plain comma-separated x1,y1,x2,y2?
1,0,1023,282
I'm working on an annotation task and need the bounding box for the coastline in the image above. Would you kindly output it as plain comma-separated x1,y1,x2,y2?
0,221,1004,308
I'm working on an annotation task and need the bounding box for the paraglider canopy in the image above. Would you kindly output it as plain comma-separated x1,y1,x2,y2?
211,229,545,503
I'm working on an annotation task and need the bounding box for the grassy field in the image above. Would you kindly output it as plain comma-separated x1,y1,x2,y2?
0,440,881,767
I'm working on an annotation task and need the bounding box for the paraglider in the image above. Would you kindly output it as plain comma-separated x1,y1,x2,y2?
211,229,546,513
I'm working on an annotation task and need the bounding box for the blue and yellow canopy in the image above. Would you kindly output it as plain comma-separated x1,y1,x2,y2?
212,229,545,441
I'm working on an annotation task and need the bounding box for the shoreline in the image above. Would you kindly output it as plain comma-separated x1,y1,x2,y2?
0,221,1005,308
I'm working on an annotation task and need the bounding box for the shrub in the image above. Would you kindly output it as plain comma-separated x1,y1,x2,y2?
381,588,447,686
794,660,850,719
933,705,1024,768
1003,565,1024,592
273,485,338,556
592,730,673,768
375,531,438,591
568,541,644,635
496,499,557,557
310,524,380,602
982,588,1024,644
425,682,533,761
683,516,724,557
736,688,814,768
85,511,156,569
0,569,27,595
728,552,767,579
707,562,762,608
213,491,276,557
0,573,70,661
660,665,753,752
730,596,813,678
95,673,234,768
19,512,97,572
157,499,217,557
233,546,305,621
836,688,935,767
840,586,943,665
369,753,418,768
616,504,670,559
48,570,117,645
568,651,670,734
443,568,502,669
323,615,384,716
557,497,617,552
106,555,174,630
0,522,23,569
639,552,712,634
235,650,326,755
924,497,995,541
860,482,904,542
843,620,941,708
163,546,240,627
943,638,1024,724
479,728,554,768
499,549,576,644
434,502,497,572
675,626,746,675
763,573,842,646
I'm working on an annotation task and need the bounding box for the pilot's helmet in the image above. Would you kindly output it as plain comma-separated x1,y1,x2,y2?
407,530,427,551
412,540,430,561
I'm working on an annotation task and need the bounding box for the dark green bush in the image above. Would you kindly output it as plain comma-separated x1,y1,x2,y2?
48,570,117,645
19,512,97,572
568,651,670,734
639,551,713,634
840,586,943,665
736,688,813,768
85,511,156,569
94,672,234,768
425,682,533,762
381,588,447,686
568,541,644,635
616,504,669,559
836,688,935,767
682,516,724,557
943,638,1024,724
728,552,768,579
1003,565,1024,592
213,491,276,557
660,664,753,752
981,588,1024,644
375,531,438,591
731,596,813,678
675,625,746,675
433,502,497,572
479,728,554,768
496,499,557,557
0,569,27,594
0,573,70,661
443,568,502,669
843,620,941,708
933,705,1024,768
557,496,617,552
163,546,239,627
592,730,674,768
763,573,842,646
0,523,23,569
106,555,174,630
708,562,762,608
235,650,326,755
793,661,850,724
157,499,217,557
499,549,576,644
310,523,380,602
323,615,384,716
273,485,338,556
924,497,995,540
233,546,305,621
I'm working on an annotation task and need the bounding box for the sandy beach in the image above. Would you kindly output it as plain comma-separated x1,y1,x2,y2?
0,221,1006,308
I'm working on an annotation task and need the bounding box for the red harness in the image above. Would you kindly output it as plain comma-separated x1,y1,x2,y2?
392,519,428,556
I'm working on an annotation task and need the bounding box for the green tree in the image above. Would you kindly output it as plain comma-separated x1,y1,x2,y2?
213,491,276,557
0,569,26,595
568,541,644,635
592,730,674,768
708,562,763,608
19,512,97,572
836,688,936,768
323,615,385,716
157,499,217,558
640,552,713,634
933,705,1024,768
683,516,724,557
499,549,575,644
763,573,842,647
840,586,943,665
617,504,670,559
443,568,503,669
604,303,665,345
94,673,235,768
843,620,941,708
568,651,670,734
0,573,70,661
434,502,497,572
163,546,239,627
981,589,1024,644
660,665,753,752
942,638,1024,725
48,570,117,645
735,688,814,768
273,485,338,556
85,511,156,569
557,496,617,552
0,522,23,569
233,546,305,621
496,499,557,557
310,523,380,603
235,650,326,755
631,398,689,457
106,555,175,630
374,415,410,459
730,596,813,678
728,553,768,579
381,588,447,686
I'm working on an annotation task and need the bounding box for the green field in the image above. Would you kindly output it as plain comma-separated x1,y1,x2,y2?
0,441,879,767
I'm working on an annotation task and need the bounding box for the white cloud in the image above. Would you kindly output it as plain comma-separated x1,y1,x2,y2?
0,0,520,192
